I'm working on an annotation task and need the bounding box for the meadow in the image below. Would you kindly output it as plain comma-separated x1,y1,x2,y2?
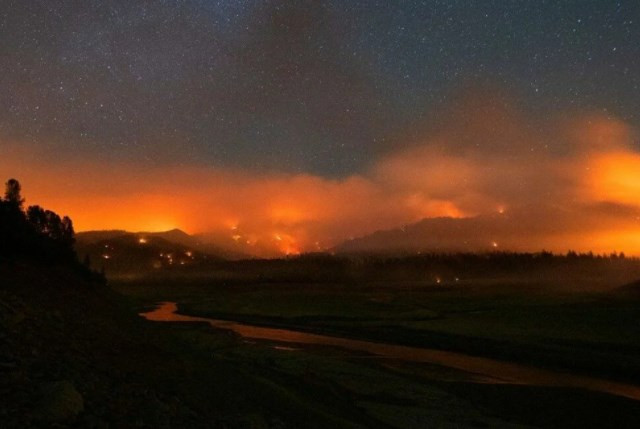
112,256,640,428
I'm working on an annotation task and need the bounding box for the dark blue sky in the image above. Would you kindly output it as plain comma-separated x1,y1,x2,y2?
2,0,638,176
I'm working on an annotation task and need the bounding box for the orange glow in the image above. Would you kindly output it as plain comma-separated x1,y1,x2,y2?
2,143,462,255
270,205,307,224
226,220,240,230
272,232,300,255
3,99,640,256
587,229,640,255
405,194,466,219
587,152,640,206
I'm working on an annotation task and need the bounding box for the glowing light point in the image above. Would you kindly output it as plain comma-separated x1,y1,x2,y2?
492,241,498,248
138,237,148,244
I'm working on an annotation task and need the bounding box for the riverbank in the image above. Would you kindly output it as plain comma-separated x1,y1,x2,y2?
118,278,640,385
142,301,640,401
0,264,379,428
114,277,640,428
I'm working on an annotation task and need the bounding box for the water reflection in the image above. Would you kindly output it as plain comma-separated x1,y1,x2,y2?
142,302,640,401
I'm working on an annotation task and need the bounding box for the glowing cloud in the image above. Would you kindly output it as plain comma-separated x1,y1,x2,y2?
2,91,640,255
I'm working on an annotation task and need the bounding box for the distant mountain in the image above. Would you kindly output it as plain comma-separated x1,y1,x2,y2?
152,228,194,247
334,214,530,254
78,228,195,247
193,231,285,259
75,231,214,275
73,229,128,244
156,229,250,260
76,228,256,276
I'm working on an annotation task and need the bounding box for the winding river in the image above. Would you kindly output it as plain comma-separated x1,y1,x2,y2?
141,301,640,402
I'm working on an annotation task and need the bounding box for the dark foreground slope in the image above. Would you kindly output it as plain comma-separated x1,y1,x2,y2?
0,263,208,427
0,179,366,428
0,263,365,429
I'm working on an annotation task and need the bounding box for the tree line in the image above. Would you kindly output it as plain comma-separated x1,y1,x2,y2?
0,178,103,282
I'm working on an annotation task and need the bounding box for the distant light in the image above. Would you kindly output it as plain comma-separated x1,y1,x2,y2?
492,241,498,248
435,277,441,284
232,234,241,241
185,251,193,257
138,237,148,244
498,206,505,214
102,254,111,259
455,277,460,282
274,234,282,241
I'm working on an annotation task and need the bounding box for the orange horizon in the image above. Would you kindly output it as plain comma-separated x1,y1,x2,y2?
3,101,640,256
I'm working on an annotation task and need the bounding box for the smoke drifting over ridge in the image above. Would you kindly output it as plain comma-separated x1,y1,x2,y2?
3,92,640,256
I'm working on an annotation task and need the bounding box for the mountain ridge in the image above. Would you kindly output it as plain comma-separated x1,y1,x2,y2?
334,213,523,254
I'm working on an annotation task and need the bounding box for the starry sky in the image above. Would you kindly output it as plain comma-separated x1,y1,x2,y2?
3,0,638,175
2,1,640,255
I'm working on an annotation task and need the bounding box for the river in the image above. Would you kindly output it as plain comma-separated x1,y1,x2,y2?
141,301,640,402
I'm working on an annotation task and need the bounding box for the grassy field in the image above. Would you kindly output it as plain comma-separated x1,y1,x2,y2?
112,272,640,428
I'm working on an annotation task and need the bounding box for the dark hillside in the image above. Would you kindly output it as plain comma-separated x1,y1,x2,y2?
0,263,210,427
75,233,216,276
0,179,364,428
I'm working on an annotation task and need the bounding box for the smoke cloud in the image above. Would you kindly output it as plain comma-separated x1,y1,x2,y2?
2,92,640,256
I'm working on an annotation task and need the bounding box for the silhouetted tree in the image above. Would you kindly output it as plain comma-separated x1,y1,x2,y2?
43,210,62,241
27,205,47,234
61,216,75,248
4,178,25,209
1,178,79,266
0,178,106,283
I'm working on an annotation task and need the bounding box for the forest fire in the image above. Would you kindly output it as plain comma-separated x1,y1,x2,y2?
3,2,640,427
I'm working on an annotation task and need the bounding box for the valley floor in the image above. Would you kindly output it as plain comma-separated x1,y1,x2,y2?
113,277,640,428
4,260,640,428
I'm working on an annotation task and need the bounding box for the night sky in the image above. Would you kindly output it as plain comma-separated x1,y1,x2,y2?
3,0,638,175
2,1,640,255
